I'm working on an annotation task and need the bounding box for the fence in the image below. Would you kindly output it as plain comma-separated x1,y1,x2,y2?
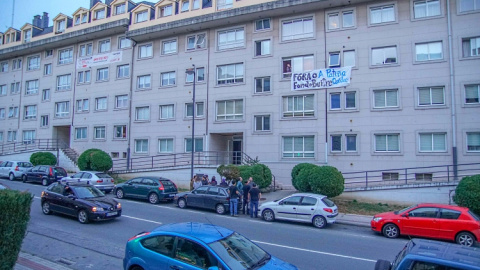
0,139,64,155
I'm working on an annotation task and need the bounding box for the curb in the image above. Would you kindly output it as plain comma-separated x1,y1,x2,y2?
15,252,72,270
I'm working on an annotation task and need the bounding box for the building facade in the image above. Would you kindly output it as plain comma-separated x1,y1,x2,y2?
0,0,479,187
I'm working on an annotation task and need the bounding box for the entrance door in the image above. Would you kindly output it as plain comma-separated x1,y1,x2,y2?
232,139,242,165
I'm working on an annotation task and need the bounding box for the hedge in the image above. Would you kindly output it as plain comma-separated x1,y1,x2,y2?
291,163,317,191
78,149,113,171
30,152,57,166
454,175,480,216
218,163,273,189
292,164,345,197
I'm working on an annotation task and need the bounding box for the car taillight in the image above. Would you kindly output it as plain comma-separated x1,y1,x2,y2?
15,166,19,171
158,182,165,191
323,208,333,213
49,167,53,177
128,232,150,242
97,180,103,183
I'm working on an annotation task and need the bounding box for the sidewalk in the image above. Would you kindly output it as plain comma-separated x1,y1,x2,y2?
15,252,73,270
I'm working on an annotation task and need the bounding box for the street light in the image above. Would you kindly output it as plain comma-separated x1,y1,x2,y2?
185,65,196,180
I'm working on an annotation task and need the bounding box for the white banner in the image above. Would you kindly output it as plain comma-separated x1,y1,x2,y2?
76,51,123,69
291,66,352,91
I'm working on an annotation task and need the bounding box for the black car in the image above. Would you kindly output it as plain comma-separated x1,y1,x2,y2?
114,176,178,204
41,182,122,224
174,186,242,215
23,165,67,186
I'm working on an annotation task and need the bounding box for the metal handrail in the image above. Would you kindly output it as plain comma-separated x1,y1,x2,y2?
0,139,68,155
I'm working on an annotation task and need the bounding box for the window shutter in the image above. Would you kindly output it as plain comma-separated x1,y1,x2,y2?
433,133,446,151
419,133,431,151
431,87,444,104
386,90,398,107
468,133,480,147
284,137,293,151
418,88,430,105
387,134,399,151
304,136,314,151
465,85,478,100
375,135,387,151
374,91,385,107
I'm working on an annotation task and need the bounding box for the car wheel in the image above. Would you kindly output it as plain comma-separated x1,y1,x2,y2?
42,202,52,215
262,209,275,222
116,189,124,199
22,175,27,183
374,260,391,270
178,198,187,209
312,215,327,229
382,223,400,238
77,209,89,224
456,232,475,247
148,193,159,204
9,173,16,181
216,204,226,215
42,179,48,186
130,266,144,270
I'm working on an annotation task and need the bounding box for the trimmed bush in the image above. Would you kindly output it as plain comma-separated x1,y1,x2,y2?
78,149,113,172
217,164,240,181
295,166,314,192
0,190,33,270
308,166,345,198
246,164,272,189
454,175,480,216
291,163,317,191
30,152,57,166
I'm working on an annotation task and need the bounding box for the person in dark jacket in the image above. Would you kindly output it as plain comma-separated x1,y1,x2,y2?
242,177,252,215
210,176,217,186
228,180,240,216
248,183,262,218
219,177,228,187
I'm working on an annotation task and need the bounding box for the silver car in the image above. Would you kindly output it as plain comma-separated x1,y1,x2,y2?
60,171,115,193
258,193,338,228
0,161,33,181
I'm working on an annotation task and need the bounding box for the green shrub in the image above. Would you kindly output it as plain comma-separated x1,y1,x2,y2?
295,165,315,192
246,164,272,189
454,175,480,216
30,152,57,166
291,163,317,191
217,164,240,181
308,166,345,198
78,149,113,171
0,190,33,270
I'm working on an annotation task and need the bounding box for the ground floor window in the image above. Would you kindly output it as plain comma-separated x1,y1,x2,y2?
282,136,314,158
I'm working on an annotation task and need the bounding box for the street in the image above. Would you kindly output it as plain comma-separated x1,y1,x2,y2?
3,179,408,270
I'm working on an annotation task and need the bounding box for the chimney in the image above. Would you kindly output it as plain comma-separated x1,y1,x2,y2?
32,15,42,28
42,12,49,28
90,0,101,8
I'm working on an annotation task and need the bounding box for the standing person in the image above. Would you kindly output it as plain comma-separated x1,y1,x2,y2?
228,180,240,217
210,176,217,186
237,177,244,196
219,177,228,187
193,176,202,190
248,183,262,218
201,175,209,186
190,175,196,191
242,178,252,215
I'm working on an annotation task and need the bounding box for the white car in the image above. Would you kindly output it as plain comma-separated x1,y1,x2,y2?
0,161,33,181
258,193,338,228
60,171,115,193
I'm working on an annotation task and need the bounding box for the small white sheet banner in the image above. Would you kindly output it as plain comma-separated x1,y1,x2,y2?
291,66,352,91
76,51,123,69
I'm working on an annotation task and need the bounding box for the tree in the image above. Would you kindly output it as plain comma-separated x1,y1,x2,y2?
454,175,480,216
308,166,345,198
78,149,113,171
30,152,57,166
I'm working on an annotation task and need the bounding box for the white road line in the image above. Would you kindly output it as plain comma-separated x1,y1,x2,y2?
252,240,377,263
123,215,162,225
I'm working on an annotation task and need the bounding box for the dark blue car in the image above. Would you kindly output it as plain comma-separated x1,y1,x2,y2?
123,222,298,270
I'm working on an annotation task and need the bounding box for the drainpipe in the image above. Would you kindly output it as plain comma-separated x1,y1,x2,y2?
323,12,328,164
205,29,211,153
126,36,138,171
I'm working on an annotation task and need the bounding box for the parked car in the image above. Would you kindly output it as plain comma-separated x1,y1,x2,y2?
22,165,67,186
60,171,115,193
258,193,338,228
375,238,480,270
371,203,480,246
114,176,178,204
123,222,298,270
0,161,33,181
41,181,122,224
174,186,242,215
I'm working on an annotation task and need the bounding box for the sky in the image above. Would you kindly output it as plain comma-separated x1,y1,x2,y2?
0,0,90,32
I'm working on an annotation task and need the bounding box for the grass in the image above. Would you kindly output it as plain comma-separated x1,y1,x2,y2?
332,199,409,216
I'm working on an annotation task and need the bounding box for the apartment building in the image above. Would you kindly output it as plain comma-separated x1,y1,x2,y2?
0,0,479,187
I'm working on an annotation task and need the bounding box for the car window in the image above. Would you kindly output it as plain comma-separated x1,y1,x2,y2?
468,210,480,221
411,260,462,270
194,186,208,194
141,235,175,257
39,166,48,173
54,167,67,176
161,180,174,187
322,197,336,207
207,187,219,195
95,173,111,178
49,183,64,194
73,186,104,198
409,207,438,218
18,162,33,167
219,189,227,196
31,166,39,172
142,179,156,186
282,196,302,205
83,173,92,179
72,172,84,178
6,162,13,167
301,196,317,206
129,178,142,184
175,238,218,269
439,209,461,220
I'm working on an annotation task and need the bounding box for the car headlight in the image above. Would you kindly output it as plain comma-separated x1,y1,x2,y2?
117,203,122,209
373,217,383,222
92,207,105,212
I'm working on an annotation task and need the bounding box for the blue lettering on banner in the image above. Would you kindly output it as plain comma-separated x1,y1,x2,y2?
292,66,352,91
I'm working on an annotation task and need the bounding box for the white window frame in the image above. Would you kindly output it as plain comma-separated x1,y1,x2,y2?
329,91,357,111
94,126,106,140
282,136,315,158
114,125,127,139
55,101,70,118
282,55,314,79
8,107,19,118
185,67,205,83
77,70,91,84
255,18,271,31
24,105,37,120
135,139,149,153
419,132,447,152
0,62,8,72
56,74,71,91
7,131,17,142
75,127,88,140
254,115,271,132
58,48,73,65
161,71,176,86
79,43,93,57
44,64,52,75
254,77,271,94
42,89,50,101
254,39,272,57
326,8,356,30
462,36,480,58
115,95,128,109
117,64,130,79
216,63,244,85
76,99,89,113
373,89,399,109
115,3,126,15
466,132,480,152
465,84,480,104
418,86,445,106
159,104,175,120
413,0,441,19
160,5,173,17
181,0,190,12
22,130,36,145
415,41,443,62
371,46,398,66
375,134,400,152
217,27,245,51
185,138,203,152
368,3,397,25
95,97,107,111
135,106,150,121
40,115,49,127
458,0,480,13
0,85,6,96
118,36,132,49
25,80,39,95
216,99,244,121
27,55,40,70
136,10,149,23
98,39,111,53
162,39,177,55
217,0,233,10
11,82,20,94
186,33,206,51
281,16,314,42
95,9,105,20
159,138,174,153
97,68,109,81
139,44,153,59
282,94,315,118
186,102,204,118
137,75,152,89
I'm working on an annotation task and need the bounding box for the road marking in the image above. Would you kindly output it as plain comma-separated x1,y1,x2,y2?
252,240,377,263
123,215,162,225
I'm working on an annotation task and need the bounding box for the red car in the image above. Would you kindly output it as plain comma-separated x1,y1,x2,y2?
371,203,480,247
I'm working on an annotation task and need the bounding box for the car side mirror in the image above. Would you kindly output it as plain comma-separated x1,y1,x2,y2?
127,182,132,185
402,212,409,218
279,201,284,205
67,194,76,200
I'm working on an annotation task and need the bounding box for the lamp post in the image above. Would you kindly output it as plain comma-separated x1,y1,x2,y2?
186,65,196,180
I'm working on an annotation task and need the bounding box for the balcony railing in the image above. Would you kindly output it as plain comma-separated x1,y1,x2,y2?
0,139,65,155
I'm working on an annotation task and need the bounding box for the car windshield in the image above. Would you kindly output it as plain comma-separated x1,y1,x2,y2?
394,205,417,215
18,162,33,167
469,210,480,221
95,173,111,178
55,167,67,176
322,197,336,207
391,241,412,269
73,186,105,198
209,232,270,270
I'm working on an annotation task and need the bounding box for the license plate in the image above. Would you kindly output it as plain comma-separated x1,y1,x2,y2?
106,211,117,217
169,194,174,197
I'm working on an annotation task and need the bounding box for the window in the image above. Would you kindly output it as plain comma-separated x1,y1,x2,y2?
81,14,87,23
58,48,73,64
0,108,5,119
139,44,153,58
217,0,233,10
27,56,40,70
56,20,66,32
11,82,20,94
346,134,357,152
42,89,50,101
331,135,342,152
115,3,126,15
329,52,340,67
115,95,128,109
372,46,397,65
186,102,204,118
255,40,271,56
79,43,93,57
330,93,341,110
374,89,398,108
161,72,176,86
283,95,314,117
254,115,270,132
7,131,17,142
415,173,433,181
117,64,130,78
375,134,400,152
418,86,445,106
24,105,37,119
40,115,49,127
218,28,245,50
462,36,480,58
370,4,396,24
0,62,8,72
98,40,110,53
160,5,172,17
24,29,31,42
216,100,243,121
384,172,400,181
135,139,148,153
158,138,174,153
193,0,200,9
75,127,87,140
331,91,357,110
217,63,243,85
56,74,71,91
281,17,314,41
76,99,89,112
186,33,206,50
55,101,70,117
0,85,6,95
416,41,443,61
162,40,177,55
95,97,107,111
8,106,19,118
22,130,35,144
136,10,148,23
467,132,480,152
44,64,52,75
419,133,446,152
181,0,189,12
94,126,106,139
114,125,127,139
185,138,203,152
459,0,480,13
135,106,150,121
78,70,91,84
45,50,53,58
118,37,132,49
414,0,441,18
12,59,22,70
95,9,105,19
283,136,314,158
26,80,39,95
137,75,151,89
255,18,271,31
282,55,314,78
327,9,355,30
74,15,80,25
186,67,205,83
97,68,109,81
465,84,479,104
255,77,271,93
159,104,175,120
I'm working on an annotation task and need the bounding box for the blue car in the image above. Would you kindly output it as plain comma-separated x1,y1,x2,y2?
123,222,298,270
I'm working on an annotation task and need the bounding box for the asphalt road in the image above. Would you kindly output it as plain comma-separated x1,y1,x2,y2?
2,179,409,270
